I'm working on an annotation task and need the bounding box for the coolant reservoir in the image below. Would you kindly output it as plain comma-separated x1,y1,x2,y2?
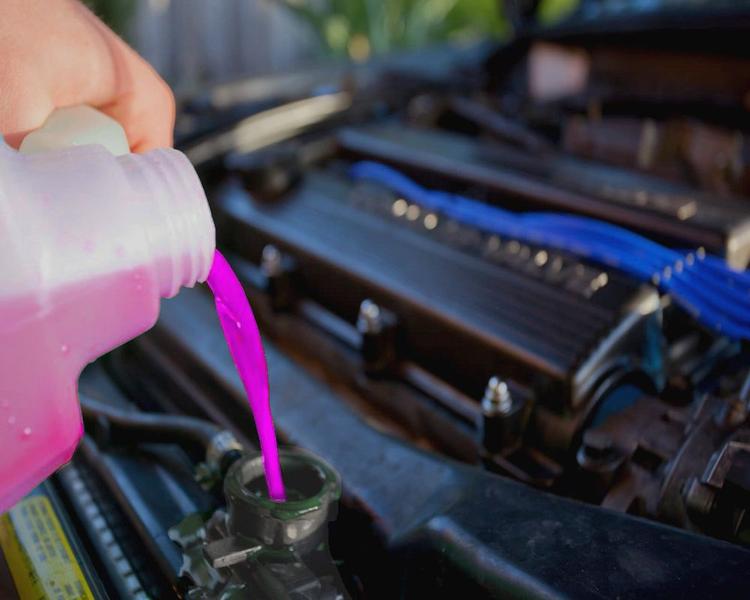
0,106,215,512
170,449,349,599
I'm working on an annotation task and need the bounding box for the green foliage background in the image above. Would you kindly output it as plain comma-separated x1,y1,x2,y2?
83,0,136,36
81,0,580,60
280,0,510,58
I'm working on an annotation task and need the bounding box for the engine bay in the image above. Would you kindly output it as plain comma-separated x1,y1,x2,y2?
4,3,750,598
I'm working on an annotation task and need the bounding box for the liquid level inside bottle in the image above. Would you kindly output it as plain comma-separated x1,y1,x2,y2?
0,265,160,512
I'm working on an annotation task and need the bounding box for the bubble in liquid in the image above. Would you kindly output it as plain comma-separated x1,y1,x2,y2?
236,321,242,329
61,344,69,354
7,416,16,426
22,427,32,437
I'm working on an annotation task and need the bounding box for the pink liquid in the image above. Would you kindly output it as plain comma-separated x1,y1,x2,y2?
0,266,161,513
206,251,286,502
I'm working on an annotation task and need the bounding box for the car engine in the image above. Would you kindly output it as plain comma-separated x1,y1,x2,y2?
3,2,750,598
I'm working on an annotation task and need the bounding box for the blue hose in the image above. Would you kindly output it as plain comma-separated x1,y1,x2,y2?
349,161,750,340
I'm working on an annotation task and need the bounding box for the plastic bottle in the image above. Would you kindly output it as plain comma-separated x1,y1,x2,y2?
0,106,215,513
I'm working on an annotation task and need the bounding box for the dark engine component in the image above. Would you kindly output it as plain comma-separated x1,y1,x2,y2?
578,372,750,543
172,449,347,600
337,125,750,267
216,170,660,410
214,166,663,486
97,290,750,598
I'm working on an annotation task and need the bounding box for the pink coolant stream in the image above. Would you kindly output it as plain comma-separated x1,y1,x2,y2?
206,250,286,502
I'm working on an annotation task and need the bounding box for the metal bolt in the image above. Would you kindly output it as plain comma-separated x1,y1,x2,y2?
482,376,512,416
684,478,716,516
358,299,382,334
206,430,243,473
261,244,283,277
582,435,615,461
715,397,748,429
392,199,408,217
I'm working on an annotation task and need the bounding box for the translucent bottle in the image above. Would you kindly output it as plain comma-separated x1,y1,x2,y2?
0,107,215,512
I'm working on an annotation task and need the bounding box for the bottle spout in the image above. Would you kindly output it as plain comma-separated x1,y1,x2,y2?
118,149,216,298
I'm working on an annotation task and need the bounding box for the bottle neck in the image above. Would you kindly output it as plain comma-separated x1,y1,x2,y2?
118,149,215,298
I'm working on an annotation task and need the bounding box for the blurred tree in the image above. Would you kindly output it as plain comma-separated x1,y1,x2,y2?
279,0,511,61
537,0,578,23
79,0,579,72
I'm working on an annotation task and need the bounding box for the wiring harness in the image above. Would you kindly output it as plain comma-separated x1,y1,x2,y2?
350,161,750,340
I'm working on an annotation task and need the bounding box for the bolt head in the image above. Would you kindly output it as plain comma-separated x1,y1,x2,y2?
358,299,383,334
483,376,512,415
261,245,283,276
684,478,716,516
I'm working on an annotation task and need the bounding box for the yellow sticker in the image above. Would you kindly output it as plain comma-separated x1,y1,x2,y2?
0,496,94,600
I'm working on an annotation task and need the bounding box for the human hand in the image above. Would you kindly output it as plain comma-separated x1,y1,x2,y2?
0,0,175,152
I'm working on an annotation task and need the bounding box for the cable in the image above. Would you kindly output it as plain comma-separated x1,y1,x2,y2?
349,161,750,340
81,395,243,474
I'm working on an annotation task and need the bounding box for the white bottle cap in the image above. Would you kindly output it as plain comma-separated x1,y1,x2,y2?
20,105,131,157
